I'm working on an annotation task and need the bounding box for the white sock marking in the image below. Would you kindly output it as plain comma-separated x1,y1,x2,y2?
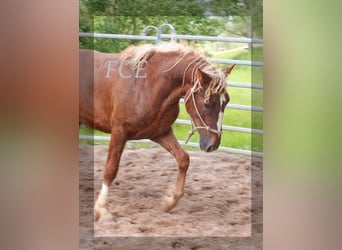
96,183,108,207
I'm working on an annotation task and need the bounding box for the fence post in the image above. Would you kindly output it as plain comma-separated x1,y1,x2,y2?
140,25,159,45
157,23,177,44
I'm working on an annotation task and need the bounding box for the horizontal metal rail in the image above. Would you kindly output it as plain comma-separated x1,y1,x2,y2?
179,99,263,112
229,81,263,89
178,140,263,158
175,119,263,135
79,135,263,157
80,33,156,41
209,58,263,67
227,104,263,112
79,32,263,67
79,32,263,44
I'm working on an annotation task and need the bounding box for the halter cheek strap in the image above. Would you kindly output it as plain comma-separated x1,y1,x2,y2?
184,89,223,144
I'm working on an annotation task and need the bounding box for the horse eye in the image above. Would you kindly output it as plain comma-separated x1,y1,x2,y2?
204,102,210,108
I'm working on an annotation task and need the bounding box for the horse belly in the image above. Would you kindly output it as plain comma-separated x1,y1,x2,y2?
127,106,179,140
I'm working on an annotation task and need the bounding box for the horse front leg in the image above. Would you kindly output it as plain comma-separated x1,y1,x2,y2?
152,129,190,212
94,129,126,221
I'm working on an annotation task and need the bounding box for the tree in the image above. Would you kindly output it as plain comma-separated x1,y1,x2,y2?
205,0,262,38
79,0,263,52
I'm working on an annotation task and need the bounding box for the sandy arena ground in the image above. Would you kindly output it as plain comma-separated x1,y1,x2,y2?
79,144,262,248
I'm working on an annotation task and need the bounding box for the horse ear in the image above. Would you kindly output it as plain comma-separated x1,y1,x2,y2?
223,64,236,77
196,68,212,85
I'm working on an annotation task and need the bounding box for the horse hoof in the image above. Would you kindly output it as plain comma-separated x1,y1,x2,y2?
161,196,177,213
161,201,172,213
161,187,184,212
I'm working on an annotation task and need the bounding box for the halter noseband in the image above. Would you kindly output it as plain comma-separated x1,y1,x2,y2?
184,86,224,144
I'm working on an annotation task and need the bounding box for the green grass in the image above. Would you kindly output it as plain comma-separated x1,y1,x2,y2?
79,47,263,152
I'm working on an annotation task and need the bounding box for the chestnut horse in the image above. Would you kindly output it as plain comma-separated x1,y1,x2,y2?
79,43,235,221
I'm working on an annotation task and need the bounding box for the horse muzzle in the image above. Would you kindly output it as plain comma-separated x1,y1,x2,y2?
199,134,220,152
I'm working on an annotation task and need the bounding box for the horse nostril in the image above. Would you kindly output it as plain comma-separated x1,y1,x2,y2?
200,137,218,152
205,144,215,152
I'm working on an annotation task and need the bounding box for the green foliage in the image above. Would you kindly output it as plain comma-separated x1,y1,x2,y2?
80,15,228,52
81,16,227,52
80,0,263,51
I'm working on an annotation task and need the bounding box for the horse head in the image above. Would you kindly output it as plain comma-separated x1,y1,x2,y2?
184,64,235,152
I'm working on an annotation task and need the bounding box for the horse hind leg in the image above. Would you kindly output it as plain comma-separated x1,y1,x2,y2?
94,130,126,221
152,129,190,212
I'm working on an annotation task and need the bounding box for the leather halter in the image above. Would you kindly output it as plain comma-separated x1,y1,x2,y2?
184,86,223,144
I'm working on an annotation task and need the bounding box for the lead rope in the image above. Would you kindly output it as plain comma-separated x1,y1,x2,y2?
184,122,196,144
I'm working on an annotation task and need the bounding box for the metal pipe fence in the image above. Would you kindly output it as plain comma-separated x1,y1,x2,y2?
79,25,263,157
79,32,263,44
